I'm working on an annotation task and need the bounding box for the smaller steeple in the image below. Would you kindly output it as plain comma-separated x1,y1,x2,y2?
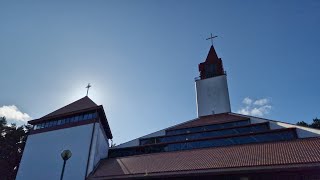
198,45,225,80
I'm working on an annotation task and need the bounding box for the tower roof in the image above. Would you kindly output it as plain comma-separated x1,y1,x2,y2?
205,45,219,63
28,96,113,139
198,45,225,79
42,96,98,118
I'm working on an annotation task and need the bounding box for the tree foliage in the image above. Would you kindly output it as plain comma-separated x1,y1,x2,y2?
296,117,320,129
0,117,31,180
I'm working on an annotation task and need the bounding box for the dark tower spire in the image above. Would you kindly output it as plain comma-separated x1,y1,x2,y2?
198,45,225,80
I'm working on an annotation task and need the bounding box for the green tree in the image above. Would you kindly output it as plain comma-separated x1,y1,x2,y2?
0,117,31,180
296,117,320,130
310,118,320,129
296,121,309,127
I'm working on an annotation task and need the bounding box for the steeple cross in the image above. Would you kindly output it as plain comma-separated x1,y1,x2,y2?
206,33,218,46
86,83,91,96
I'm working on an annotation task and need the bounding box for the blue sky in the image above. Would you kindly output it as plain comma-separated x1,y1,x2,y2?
0,0,319,144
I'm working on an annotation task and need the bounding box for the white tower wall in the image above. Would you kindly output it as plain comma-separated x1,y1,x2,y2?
196,75,231,117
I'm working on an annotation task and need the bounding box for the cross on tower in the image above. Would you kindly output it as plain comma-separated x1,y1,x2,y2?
86,83,91,96
206,33,218,46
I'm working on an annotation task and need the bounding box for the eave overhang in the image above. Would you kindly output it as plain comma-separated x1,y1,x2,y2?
28,105,113,139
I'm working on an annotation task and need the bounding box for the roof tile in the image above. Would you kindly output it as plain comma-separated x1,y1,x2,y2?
90,137,320,178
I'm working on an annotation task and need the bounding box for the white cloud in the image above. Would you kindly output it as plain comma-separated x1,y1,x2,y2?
237,98,272,117
242,97,253,105
0,105,31,125
253,98,269,106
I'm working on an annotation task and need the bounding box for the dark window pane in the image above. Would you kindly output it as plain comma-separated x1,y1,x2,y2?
48,121,53,127
141,123,269,145
126,130,296,158
166,120,251,135
233,136,256,144
65,118,70,124
44,122,49,128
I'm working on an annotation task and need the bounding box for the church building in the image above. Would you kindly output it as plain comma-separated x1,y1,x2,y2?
16,44,320,180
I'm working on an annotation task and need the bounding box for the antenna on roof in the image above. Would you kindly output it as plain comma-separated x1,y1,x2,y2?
86,83,91,96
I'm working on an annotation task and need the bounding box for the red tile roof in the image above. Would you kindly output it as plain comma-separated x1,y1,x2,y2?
42,96,98,118
168,113,248,130
89,137,320,179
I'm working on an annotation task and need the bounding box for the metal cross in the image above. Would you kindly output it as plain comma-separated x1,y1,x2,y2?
206,33,218,46
86,83,91,96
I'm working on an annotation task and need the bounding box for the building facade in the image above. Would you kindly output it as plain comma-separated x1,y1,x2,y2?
16,97,112,180
17,45,320,180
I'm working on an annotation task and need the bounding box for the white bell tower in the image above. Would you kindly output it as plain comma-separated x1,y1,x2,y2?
16,96,113,180
195,45,231,117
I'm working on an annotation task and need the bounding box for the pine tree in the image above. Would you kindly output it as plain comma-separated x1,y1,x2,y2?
296,117,320,130
0,117,31,180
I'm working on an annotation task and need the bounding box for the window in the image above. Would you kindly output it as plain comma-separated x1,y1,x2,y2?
47,121,52,127
112,129,296,158
65,118,70,124
33,112,98,131
68,117,73,123
166,120,250,136
141,123,268,145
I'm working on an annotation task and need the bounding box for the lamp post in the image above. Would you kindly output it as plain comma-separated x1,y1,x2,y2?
60,149,72,180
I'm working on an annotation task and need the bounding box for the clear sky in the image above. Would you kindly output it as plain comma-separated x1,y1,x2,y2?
0,0,319,144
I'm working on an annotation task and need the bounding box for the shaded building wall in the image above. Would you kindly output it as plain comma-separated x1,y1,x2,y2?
87,123,109,176
16,124,94,180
